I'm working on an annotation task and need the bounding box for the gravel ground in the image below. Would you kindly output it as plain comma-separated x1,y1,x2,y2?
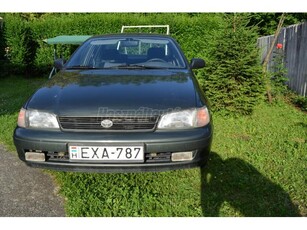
0,144,65,217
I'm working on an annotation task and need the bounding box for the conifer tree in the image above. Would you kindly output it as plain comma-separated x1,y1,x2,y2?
204,14,264,115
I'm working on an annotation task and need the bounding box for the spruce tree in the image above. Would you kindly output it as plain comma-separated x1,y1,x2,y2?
203,14,264,115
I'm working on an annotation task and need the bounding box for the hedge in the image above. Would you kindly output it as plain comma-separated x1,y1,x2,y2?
2,13,225,76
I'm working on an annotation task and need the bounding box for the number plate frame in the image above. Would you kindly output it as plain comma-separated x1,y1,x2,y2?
68,143,144,163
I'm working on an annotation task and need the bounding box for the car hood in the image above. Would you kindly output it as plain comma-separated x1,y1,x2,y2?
26,69,200,117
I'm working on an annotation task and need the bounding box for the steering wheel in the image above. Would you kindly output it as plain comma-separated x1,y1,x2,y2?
147,58,167,63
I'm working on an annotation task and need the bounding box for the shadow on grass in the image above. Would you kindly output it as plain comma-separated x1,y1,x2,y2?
200,152,301,217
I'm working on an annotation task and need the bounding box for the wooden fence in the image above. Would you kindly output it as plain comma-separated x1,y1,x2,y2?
257,22,307,97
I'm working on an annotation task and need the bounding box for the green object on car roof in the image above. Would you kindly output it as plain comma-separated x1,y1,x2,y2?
43,35,92,45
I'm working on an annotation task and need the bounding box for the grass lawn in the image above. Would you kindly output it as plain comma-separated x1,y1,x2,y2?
0,76,306,217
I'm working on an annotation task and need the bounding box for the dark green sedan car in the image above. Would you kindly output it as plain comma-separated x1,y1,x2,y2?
13,33,213,173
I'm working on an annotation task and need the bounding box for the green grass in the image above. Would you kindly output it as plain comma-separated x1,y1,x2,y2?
0,76,306,217
0,76,47,149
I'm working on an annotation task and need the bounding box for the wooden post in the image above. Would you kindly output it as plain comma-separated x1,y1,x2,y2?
262,13,286,103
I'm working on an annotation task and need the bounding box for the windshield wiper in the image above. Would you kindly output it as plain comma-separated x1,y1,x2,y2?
66,65,96,69
104,64,168,69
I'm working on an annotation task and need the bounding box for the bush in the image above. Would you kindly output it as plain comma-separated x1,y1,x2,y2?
269,48,288,98
203,14,264,115
0,27,5,61
21,26,38,76
293,96,307,111
0,60,12,77
3,14,25,70
287,93,307,112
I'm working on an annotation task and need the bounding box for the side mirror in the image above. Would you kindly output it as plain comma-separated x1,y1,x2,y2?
190,58,205,69
54,58,65,70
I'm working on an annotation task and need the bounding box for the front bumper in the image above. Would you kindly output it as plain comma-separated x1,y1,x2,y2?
13,126,213,173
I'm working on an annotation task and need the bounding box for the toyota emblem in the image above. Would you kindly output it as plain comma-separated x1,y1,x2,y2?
101,119,113,128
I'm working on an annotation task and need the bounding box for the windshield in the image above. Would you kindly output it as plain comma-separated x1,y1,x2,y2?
65,36,186,69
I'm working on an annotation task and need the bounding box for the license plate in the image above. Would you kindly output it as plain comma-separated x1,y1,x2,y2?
68,145,144,162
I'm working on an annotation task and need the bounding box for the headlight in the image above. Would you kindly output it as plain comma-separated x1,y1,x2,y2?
157,107,210,129
17,108,60,129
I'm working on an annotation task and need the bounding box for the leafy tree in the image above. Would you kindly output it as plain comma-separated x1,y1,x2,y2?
248,13,307,36
203,14,264,115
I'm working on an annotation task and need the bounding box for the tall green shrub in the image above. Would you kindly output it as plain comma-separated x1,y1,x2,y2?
270,48,288,97
3,14,39,76
203,14,264,115
3,14,25,68
0,25,5,60
21,26,38,76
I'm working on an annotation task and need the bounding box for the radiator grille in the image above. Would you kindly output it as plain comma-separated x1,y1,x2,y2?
58,116,158,131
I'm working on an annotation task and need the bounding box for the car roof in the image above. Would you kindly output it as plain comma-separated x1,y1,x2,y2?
89,33,174,39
